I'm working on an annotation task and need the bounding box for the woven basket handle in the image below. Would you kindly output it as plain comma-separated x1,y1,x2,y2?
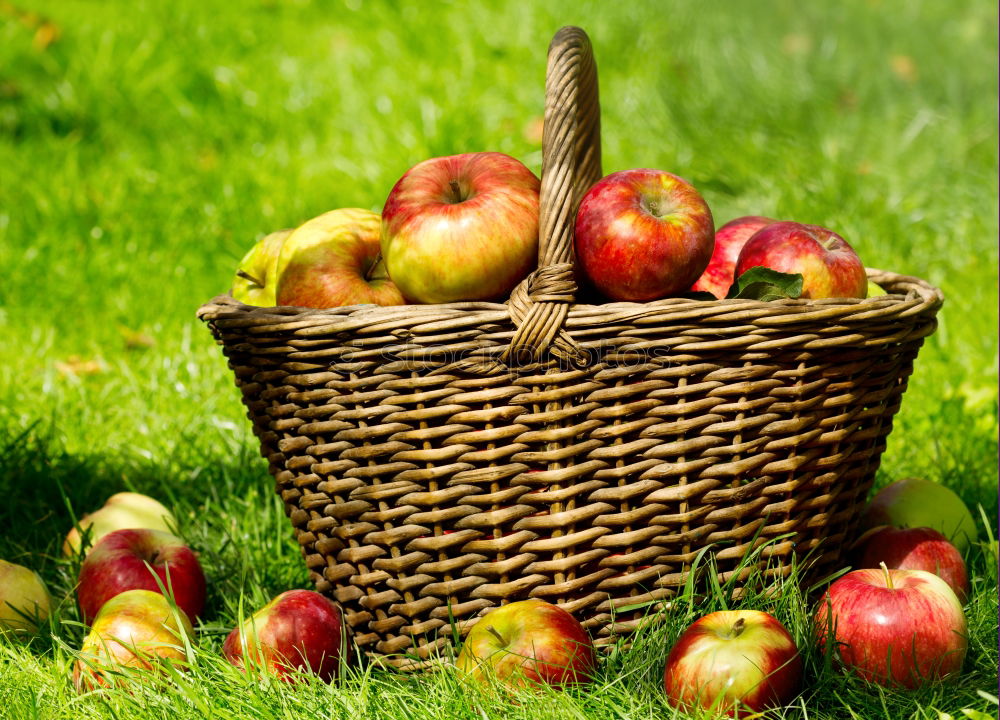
502,26,602,367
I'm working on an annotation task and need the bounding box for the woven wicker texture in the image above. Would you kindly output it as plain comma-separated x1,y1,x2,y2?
199,27,943,671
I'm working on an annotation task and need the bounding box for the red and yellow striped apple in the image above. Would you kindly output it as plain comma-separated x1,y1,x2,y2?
223,589,350,682
815,567,967,689
663,609,802,717
691,215,776,298
73,589,194,692
574,169,714,301
735,221,866,299
275,208,404,308
380,152,540,303
77,528,206,626
456,599,596,689
857,527,969,602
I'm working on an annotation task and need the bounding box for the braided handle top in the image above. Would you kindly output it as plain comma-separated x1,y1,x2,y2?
502,26,602,368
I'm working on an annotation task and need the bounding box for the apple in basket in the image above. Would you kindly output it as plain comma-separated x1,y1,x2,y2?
275,208,404,308
77,528,206,626
815,566,967,689
380,151,541,303
856,526,969,602
0,559,51,637
73,589,194,692
63,491,177,557
574,168,715,301
232,229,292,306
456,599,596,689
691,215,777,299
734,221,867,299
859,477,978,553
663,609,802,717
223,589,350,682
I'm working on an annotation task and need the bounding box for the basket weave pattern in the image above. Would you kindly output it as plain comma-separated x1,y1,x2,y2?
199,28,942,670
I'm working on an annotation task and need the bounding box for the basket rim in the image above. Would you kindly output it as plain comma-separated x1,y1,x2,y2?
197,267,943,327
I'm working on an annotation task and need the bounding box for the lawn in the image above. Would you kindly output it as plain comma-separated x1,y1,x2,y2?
0,0,997,718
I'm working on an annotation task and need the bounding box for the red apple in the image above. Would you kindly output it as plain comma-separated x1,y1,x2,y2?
861,477,978,553
691,215,777,298
64,491,176,557
0,559,51,637
734,221,866,299
663,610,802,717
223,589,349,682
574,168,714,302
275,208,404,308
455,598,596,689
77,528,206,626
73,589,194,692
380,151,540,303
857,527,969,602
815,567,967,689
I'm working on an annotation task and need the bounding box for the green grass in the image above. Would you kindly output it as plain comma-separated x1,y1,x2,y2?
0,0,997,717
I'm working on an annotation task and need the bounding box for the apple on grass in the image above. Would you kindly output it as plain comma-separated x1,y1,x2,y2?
0,559,51,637
574,169,714,302
663,609,802,717
232,229,292,306
734,221,867,299
456,598,596,690
64,492,177,557
860,477,977,553
815,566,967,689
381,152,540,304
77,528,206,626
223,589,350,682
691,215,777,299
857,526,969,602
73,589,194,692
275,208,404,309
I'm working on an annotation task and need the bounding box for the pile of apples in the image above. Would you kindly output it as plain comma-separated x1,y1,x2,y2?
231,152,873,310
1,492,350,689
0,476,977,708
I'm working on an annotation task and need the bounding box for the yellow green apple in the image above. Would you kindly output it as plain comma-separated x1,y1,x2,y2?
63,492,177,557
232,229,292,306
861,477,977,553
0,559,51,637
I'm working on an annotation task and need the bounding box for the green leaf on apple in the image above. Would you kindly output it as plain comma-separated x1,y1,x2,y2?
726,266,804,301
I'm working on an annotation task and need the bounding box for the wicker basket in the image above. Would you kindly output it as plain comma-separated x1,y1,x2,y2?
198,27,942,671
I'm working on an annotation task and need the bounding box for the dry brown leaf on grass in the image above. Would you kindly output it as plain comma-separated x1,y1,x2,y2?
55,356,106,378
0,1,62,51
119,325,156,351
890,54,918,83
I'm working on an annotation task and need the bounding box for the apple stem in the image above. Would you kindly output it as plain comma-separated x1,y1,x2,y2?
880,561,894,589
364,251,382,282
486,625,505,646
236,269,264,287
449,179,464,203
729,617,746,639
